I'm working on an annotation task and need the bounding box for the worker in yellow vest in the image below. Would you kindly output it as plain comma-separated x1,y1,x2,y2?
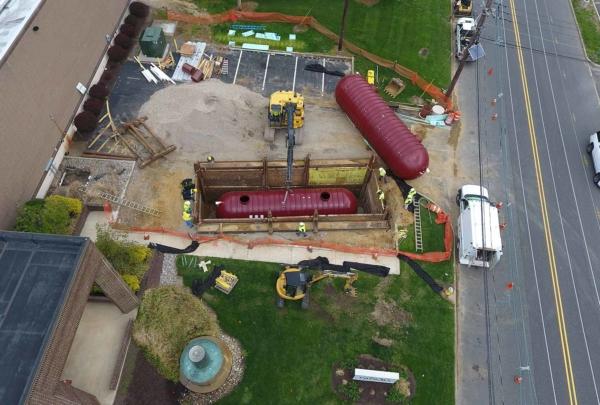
404,188,417,209
378,167,387,183
182,211,193,228
183,200,192,213
296,222,307,237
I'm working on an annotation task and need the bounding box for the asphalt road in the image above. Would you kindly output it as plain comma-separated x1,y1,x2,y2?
456,0,600,403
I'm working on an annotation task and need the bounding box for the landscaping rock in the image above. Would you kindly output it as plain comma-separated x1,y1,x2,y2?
159,254,183,286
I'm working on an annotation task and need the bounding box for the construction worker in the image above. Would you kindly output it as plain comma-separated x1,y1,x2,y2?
376,188,385,201
404,187,417,209
207,155,215,163
378,167,387,183
183,200,192,213
296,222,307,237
182,211,193,228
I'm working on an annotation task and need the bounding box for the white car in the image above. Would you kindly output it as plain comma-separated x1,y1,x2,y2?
587,132,600,187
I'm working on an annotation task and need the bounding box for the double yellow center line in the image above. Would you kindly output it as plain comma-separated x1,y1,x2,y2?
506,0,577,402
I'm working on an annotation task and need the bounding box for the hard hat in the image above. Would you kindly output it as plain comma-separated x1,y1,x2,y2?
184,201,191,207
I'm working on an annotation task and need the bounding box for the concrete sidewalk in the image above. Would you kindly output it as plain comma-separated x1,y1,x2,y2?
81,211,400,274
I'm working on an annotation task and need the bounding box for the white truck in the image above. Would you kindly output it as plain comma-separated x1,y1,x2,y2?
455,17,476,61
456,185,503,268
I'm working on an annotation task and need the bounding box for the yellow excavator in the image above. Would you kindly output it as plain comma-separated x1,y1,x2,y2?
275,267,357,309
264,91,305,188
454,0,472,16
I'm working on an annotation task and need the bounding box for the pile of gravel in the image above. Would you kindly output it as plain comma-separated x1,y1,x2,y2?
159,254,182,286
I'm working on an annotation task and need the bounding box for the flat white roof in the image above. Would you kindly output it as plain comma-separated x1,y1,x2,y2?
0,0,42,60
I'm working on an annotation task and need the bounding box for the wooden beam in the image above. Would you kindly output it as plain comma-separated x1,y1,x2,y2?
196,220,389,233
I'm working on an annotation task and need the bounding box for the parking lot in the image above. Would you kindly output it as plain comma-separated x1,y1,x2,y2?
213,47,353,97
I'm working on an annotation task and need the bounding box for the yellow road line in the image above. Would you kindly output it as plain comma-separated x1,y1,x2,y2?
506,0,578,402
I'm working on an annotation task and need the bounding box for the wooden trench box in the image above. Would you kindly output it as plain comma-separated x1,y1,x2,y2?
193,156,390,233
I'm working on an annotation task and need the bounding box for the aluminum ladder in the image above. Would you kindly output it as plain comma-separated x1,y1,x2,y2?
98,192,160,217
414,196,423,252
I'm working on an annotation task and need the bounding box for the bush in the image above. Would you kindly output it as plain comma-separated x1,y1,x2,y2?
119,23,137,37
122,274,141,292
129,2,150,18
83,97,104,115
74,111,98,133
89,84,109,99
107,45,128,62
124,14,141,28
46,195,82,216
133,286,219,381
95,225,152,279
14,196,82,234
114,33,134,49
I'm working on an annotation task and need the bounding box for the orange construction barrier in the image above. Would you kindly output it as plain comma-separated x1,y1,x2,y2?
166,10,452,109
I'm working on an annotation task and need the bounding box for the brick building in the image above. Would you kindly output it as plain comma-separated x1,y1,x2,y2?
0,0,129,228
0,231,139,404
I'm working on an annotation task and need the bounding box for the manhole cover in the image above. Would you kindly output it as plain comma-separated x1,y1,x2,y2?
418,48,429,58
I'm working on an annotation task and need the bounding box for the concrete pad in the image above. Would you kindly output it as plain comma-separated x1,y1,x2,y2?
61,301,137,405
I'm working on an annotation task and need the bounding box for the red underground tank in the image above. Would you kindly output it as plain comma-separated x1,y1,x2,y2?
215,188,358,219
335,74,429,180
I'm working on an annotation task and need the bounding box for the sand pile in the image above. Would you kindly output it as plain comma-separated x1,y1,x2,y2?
139,81,270,161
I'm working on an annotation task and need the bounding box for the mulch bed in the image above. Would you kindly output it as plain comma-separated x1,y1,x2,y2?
331,354,415,404
115,345,186,405
140,251,164,295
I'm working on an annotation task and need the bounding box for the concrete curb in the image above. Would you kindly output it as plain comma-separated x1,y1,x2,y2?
567,0,600,67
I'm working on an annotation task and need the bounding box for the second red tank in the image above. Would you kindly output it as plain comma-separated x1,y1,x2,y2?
335,74,429,179
216,188,357,218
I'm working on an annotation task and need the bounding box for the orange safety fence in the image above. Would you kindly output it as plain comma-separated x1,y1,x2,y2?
112,206,452,263
397,204,453,263
112,223,400,257
166,10,452,109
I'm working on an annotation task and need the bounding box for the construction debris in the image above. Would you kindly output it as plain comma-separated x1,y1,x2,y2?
85,101,176,168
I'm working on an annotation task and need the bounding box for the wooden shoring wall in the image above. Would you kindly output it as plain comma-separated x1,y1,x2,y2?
192,156,390,233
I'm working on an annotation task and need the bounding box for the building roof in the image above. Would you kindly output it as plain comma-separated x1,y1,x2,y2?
0,231,87,405
0,0,42,61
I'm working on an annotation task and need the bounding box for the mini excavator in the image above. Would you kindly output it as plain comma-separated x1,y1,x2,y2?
275,267,357,309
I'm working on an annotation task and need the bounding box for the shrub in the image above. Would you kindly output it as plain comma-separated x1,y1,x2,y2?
124,14,141,28
89,84,109,99
133,286,219,381
100,70,114,83
83,97,104,115
14,196,82,234
119,23,137,37
122,274,141,292
107,45,128,62
95,225,152,278
129,2,150,18
74,111,98,133
46,195,82,216
114,33,133,49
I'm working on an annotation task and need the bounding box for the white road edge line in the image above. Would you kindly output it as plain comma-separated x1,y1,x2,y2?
262,53,271,91
233,49,243,85
292,56,298,92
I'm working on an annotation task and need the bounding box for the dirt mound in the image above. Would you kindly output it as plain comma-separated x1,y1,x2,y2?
139,81,269,162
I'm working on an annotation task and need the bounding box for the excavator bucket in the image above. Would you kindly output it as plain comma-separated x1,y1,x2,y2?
384,78,406,98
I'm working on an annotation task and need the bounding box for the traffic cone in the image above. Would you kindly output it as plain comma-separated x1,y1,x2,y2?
514,375,523,384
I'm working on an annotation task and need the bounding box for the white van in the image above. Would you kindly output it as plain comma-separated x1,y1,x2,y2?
456,185,503,268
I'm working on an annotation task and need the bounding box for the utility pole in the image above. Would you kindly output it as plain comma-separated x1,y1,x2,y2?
445,0,494,98
338,0,350,52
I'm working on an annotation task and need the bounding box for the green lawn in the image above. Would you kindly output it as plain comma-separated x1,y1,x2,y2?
191,0,451,93
572,0,600,63
176,255,454,404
